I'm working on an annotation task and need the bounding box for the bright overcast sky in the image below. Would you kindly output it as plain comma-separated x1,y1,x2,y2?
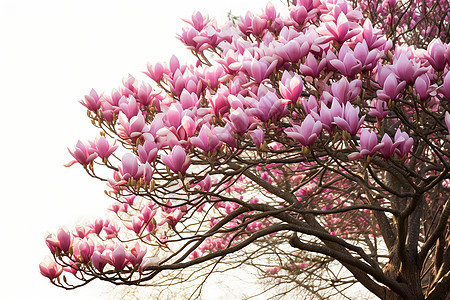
0,0,290,299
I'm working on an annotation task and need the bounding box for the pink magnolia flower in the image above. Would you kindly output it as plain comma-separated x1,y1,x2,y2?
249,128,265,148
300,52,326,78
248,91,287,122
229,107,250,135
316,12,361,44
118,111,149,139
121,153,143,180
243,58,278,83
425,39,447,72
333,102,365,135
39,256,63,280
392,52,429,84
118,96,139,120
414,74,436,101
76,239,95,263
91,251,108,272
191,124,222,154
275,35,310,63
80,89,101,111
348,129,384,160
279,71,303,103
310,99,343,132
65,140,98,167
138,134,159,164
329,44,362,77
285,114,323,146
145,62,165,83
393,129,413,157
368,99,390,121
89,136,118,160
161,145,191,175
439,71,450,99
376,73,406,101
127,243,147,267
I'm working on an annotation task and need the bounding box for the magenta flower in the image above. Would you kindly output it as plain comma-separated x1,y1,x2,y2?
161,145,191,175
439,71,450,99
229,107,250,135
279,71,303,103
127,243,147,267
118,111,149,139
414,74,436,101
348,129,384,160
145,62,165,83
56,227,72,253
249,128,265,148
333,102,365,135
80,89,101,111
300,52,326,78
243,58,278,83
118,96,139,119
376,73,406,101
121,153,143,180
77,239,94,263
285,114,322,147
89,136,118,160
39,256,63,280
329,45,362,77
425,39,447,72
275,35,310,63
213,126,237,148
316,12,361,44
368,99,390,121
91,251,108,272
394,129,413,157
66,140,98,167
191,124,222,154
138,135,159,164
392,52,429,84
310,99,343,132
110,245,127,270
249,91,287,122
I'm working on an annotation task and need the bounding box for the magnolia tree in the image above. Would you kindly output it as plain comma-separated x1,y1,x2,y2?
40,0,450,299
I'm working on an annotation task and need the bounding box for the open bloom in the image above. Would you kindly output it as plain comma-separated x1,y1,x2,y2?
66,140,98,167
39,256,63,280
161,145,191,175
285,114,322,146
89,136,118,160
348,129,384,160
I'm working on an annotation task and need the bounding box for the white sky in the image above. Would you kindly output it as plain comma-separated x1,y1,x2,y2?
0,0,290,299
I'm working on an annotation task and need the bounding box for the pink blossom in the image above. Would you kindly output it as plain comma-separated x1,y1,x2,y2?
316,12,361,44
191,124,222,154
300,52,326,78
249,128,265,148
348,129,384,160
376,73,406,101
279,71,303,103
368,99,390,121
89,136,118,160
229,107,250,135
333,102,365,135
121,153,143,180
243,58,278,83
65,140,98,167
39,256,63,280
425,39,447,72
161,145,191,175
80,89,101,111
285,114,323,146
439,71,450,99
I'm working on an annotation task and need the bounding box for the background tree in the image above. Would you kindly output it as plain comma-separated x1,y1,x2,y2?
41,0,450,299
